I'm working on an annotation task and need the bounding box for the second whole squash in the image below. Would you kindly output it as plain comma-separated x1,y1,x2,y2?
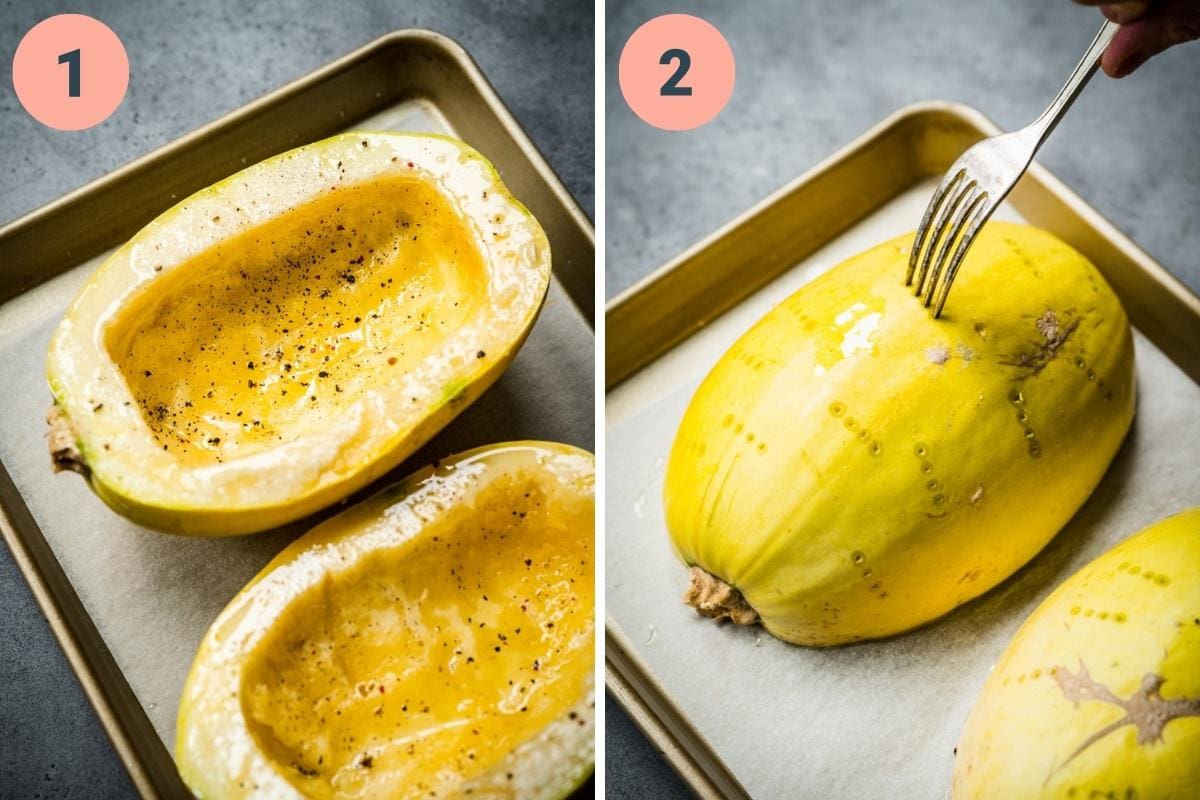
952,508,1200,798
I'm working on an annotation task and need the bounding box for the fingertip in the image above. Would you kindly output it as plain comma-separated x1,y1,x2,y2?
1104,46,1148,78
1100,51,1124,77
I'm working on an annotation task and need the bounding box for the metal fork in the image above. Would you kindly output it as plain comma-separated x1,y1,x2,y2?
906,19,1120,318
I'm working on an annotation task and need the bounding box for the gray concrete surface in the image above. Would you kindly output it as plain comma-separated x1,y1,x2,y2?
0,1,591,797
605,1,1199,797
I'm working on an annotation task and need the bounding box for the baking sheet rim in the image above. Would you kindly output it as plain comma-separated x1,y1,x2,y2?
0,28,595,799
603,99,1200,798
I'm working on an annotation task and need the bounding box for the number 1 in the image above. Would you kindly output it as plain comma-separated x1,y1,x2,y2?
58,48,80,97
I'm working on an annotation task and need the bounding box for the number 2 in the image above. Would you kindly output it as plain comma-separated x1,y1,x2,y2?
659,48,692,96
58,48,80,97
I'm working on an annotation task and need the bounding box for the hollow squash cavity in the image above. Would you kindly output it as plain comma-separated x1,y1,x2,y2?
106,177,486,466
237,469,593,798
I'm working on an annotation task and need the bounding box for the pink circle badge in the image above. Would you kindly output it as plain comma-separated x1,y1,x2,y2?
618,14,735,131
12,14,129,131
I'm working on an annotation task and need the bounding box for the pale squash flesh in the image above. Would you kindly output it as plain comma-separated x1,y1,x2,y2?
176,442,595,799
46,133,550,535
953,508,1200,798
665,223,1135,645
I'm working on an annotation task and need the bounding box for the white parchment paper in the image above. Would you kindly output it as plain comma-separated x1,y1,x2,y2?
0,99,594,747
606,181,1200,799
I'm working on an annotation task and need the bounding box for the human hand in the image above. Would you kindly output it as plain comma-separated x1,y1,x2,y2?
1073,0,1200,76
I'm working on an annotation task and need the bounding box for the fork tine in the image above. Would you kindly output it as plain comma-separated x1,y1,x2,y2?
932,199,994,318
907,19,1116,316
923,188,986,308
914,177,973,298
906,169,964,287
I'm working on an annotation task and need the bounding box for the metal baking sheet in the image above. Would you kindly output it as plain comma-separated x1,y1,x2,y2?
605,102,1200,800
0,31,593,798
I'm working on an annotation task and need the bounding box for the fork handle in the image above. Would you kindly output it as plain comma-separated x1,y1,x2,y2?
1030,19,1120,146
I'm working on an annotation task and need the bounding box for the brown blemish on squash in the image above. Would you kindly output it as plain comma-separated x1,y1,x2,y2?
1035,310,1064,345
46,404,88,477
683,567,759,626
1000,309,1081,377
957,568,983,584
1048,661,1200,780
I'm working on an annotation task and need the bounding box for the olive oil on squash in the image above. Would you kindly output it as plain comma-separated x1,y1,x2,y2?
106,176,487,465
238,471,594,798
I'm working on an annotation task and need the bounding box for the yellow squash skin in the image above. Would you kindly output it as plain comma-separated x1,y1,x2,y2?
664,223,1134,645
953,508,1200,798
176,442,594,800
46,132,550,535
